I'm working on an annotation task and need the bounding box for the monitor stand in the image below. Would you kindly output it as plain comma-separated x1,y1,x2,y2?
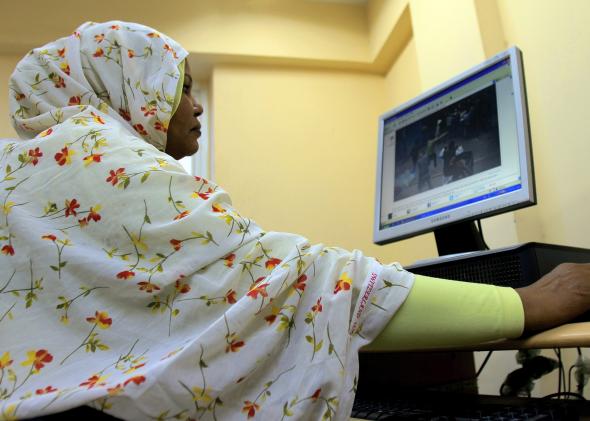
434,220,487,256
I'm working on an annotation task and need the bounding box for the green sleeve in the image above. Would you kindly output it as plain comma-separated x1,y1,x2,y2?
364,274,525,351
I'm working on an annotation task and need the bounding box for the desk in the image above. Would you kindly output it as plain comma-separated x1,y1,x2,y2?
368,322,590,353
352,323,590,420
457,322,590,351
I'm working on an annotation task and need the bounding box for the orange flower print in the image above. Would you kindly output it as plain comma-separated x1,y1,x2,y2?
141,105,157,117
26,147,43,165
83,153,103,166
334,272,352,294
40,128,53,137
21,349,53,371
0,352,13,369
1,245,15,256
118,108,131,121
68,96,81,106
174,210,189,220
223,253,236,267
116,270,135,280
311,297,323,313
212,203,225,213
91,112,105,124
106,168,126,185
133,123,148,136
311,388,321,400
247,278,269,299
192,187,213,200
86,311,112,329
294,274,307,292
225,289,237,304
264,306,280,324
42,234,57,241
123,375,146,386
154,121,168,133
147,32,161,38
175,278,191,294
54,146,74,166
107,384,124,396
78,218,89,228
170,239,182,251
242,401,260,419
35,385,58,395
52,75,66,88
265,257,282,270
110,24,120,30
94,33,105,43
64,199,80,217
93,48,104,57
79,374,107,389
14,92,25,101
163,43,178,59
87,206,102,222
226,339,245,353
57,47,66,57
127,49,135,58
28,147,43,165
137,281,160,293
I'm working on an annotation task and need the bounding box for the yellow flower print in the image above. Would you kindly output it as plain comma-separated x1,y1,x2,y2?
98,102,109,113
1,404,17,421
21,349,53,373
0,351,13,369
334,272,352,294
59,61,70,76
192,386,213,404
131,233,148,252
86,310,112,329
2,201,15,215
212,203,226,213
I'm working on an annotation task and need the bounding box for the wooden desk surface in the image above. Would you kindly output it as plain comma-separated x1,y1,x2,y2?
361,322,590,353
467,322,590,351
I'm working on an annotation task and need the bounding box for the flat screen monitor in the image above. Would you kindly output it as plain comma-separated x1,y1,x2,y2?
373,46,535,254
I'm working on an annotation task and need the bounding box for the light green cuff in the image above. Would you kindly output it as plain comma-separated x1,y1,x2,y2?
365,274,525,351
171,60,185,117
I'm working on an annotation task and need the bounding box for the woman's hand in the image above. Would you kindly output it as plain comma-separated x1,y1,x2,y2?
516,263,590,334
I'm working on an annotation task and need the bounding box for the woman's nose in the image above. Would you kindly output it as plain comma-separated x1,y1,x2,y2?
193,102,203,117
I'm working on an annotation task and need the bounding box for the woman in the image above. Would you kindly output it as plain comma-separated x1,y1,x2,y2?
1,21,589,421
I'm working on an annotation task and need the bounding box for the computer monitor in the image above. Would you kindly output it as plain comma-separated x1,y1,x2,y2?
373,46,535,255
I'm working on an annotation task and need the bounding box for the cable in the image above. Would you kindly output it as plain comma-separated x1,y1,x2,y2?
542,391,586,401
555,348,565,397
476,350,493,378
569,364,576,394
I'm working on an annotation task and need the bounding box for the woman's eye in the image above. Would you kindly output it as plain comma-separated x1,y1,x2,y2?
183,85,191,94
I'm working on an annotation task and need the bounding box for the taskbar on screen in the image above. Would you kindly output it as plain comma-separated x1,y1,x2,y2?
380,183,522,230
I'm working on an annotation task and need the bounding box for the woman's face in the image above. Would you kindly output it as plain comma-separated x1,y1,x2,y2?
166,60,203,160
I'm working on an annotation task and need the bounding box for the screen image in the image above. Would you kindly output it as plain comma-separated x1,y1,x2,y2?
374,47,535,245
393,84,501,201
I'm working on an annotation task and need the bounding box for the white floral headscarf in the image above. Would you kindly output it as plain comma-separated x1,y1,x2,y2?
9,21,187,151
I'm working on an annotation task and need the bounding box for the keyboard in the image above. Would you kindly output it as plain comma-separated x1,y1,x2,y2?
351,392,590,420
